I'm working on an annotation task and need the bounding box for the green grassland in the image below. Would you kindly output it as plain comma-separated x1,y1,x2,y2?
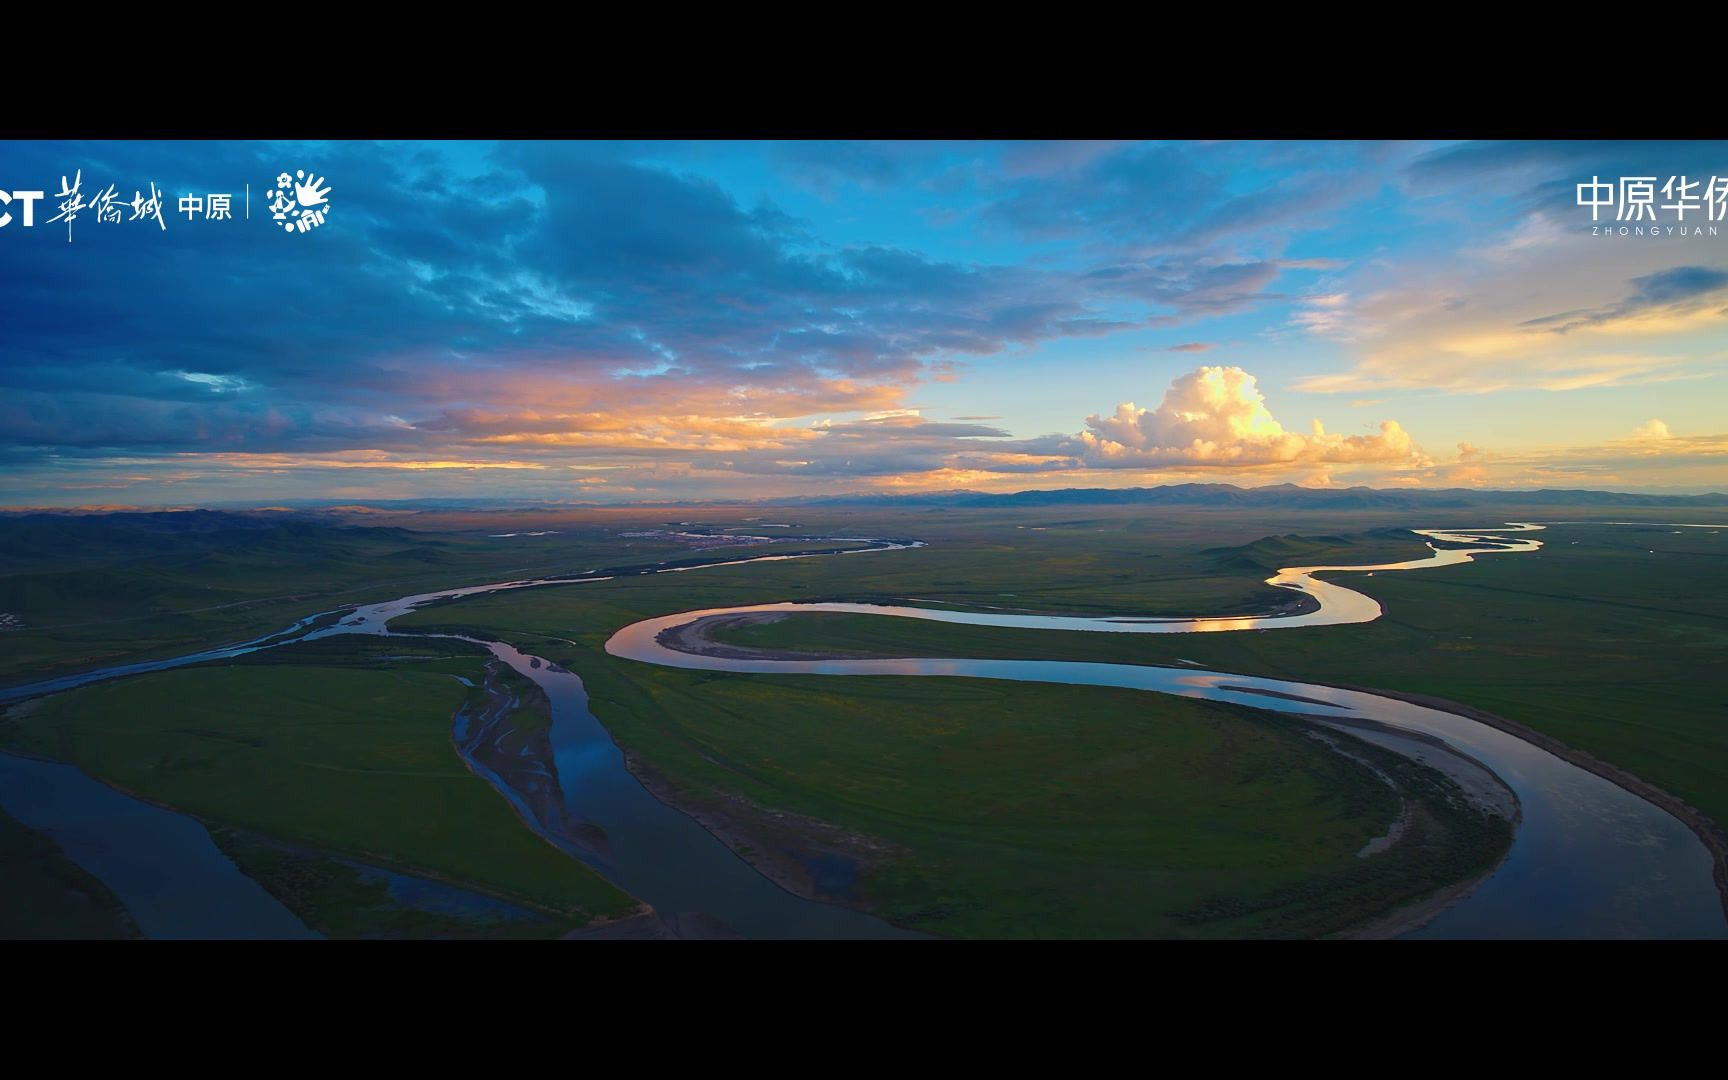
0,511,855,689
706,522,1728,830
387,508,1723,935
388,511,1451,648
645,506,1440,618
0,807,137,939
387,516,1554,936
7,504,1717,938
0,636,635,933
208,828,562,940
571,666,1506,937
0,502,1534,693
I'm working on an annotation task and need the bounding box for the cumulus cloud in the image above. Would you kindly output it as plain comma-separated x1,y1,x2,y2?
6,139,1720,504
0,142,1325,478
1358,419,1728,495
1070,366,1423,469
1442,442,1491,486
1611,419,1728,460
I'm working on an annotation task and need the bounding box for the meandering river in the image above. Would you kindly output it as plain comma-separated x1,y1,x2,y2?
3,525,1724,939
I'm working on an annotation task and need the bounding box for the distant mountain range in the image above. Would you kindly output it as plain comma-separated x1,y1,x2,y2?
2,484,1725,518
780,483,1728,510
0,509,414,567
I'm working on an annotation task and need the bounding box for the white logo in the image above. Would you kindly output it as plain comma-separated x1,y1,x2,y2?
267,169,332,234
1577,174,1727,237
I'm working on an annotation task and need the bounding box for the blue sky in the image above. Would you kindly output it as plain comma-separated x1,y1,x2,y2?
1,139,1725,505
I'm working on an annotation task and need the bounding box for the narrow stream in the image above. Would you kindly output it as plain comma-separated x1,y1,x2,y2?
0,752,317,939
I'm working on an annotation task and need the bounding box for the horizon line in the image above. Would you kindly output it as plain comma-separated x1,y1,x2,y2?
4,480,1727,514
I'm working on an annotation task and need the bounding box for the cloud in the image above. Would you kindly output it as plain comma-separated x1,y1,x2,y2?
1401,140,1728,220
1292,253,1728,395
980,141,1383,251
1288,142,1728,397
1083,257,1285,316
768,140,948,193
1069,366,1423,469
3,140,1721,504
1349,419,1728,494
1609,419,1728,459
1520,266,1728,334
1442,442,1491,485
997,141,1136,178
0,142,1330,479
1292,292,1352,337
0,141,1381,509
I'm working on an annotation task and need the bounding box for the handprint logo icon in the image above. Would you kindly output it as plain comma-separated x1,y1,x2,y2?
267,168,333,234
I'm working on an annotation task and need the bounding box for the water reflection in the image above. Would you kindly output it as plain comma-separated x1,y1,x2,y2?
5,523,1722,939
604,522,1727,939
0,752,317,939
